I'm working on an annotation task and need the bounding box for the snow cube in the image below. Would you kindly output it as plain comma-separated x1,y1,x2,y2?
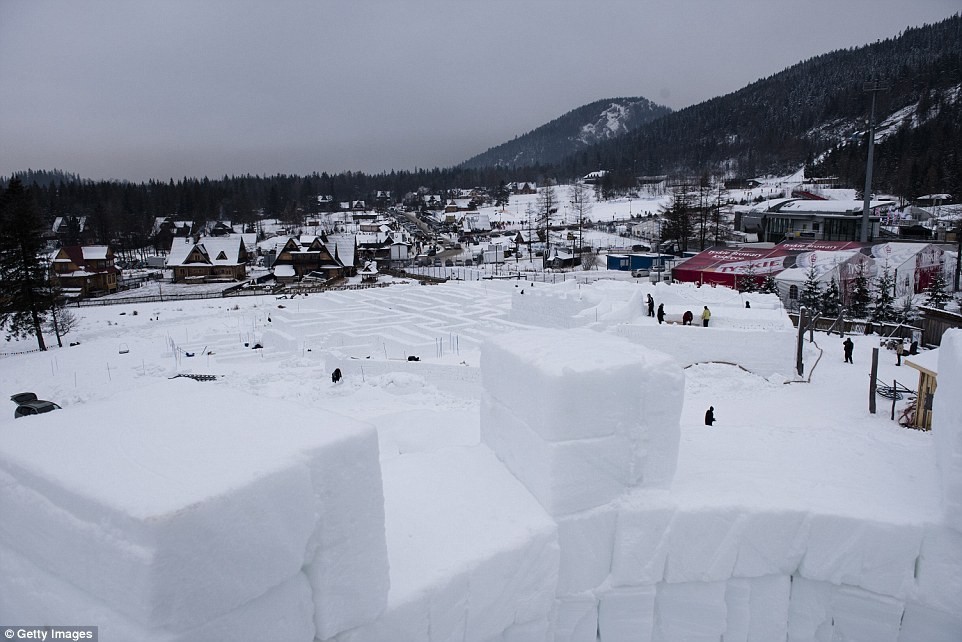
551,595,598,642
933,330,962,530
0,544,315,642
799,514,921,598
598,585,656,642
653,580,728,642
0,379,388,632
481,329,682,516
341,446,559,642
724,575,790,642
556,504,618,595
610,492,676,586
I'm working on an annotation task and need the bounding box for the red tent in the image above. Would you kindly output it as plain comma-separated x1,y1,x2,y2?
672,241,866,288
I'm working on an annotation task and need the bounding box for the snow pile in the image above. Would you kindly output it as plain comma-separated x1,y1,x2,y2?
0,379,388,641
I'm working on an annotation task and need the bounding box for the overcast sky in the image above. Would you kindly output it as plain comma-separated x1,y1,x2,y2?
1,1,958,183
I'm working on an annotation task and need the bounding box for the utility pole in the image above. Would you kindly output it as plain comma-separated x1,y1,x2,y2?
860,81,889,243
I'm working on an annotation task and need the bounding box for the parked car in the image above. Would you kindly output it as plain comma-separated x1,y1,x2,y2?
11,392,61,419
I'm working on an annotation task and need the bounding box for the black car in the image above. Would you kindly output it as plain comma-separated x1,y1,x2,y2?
11,392,61,418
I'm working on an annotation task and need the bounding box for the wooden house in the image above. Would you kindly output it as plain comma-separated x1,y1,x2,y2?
166,236,249,283
49,245,119,298
270,236,345,283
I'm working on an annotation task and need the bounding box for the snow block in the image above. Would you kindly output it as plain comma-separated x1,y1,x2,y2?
556,504,618,595
0,544,315,642
731,509,809,578
788,578,904,642
0,380,388,632
304,427,390,639
482,395,638,516
340,446,559,642
482,328,681,443
597,585,656,642
898,602,962,642
830,584,904,642
933,329,962,531
787,576,833,642
481,329,683,515
501,617,551,642
799,514,922,598
915,524,962,616
663,507,743,583
610,492,675,586
653,580,728,642
724,575,790,642
551,595,598,642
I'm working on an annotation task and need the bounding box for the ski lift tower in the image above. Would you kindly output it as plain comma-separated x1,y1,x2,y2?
860,80,889,243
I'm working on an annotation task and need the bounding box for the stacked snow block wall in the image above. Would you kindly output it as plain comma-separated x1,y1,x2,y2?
481,328,686,640
615,324,798,380
481,329,962,641
0,380,389,642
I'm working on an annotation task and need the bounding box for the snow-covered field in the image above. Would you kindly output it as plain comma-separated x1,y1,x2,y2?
1,276,959,641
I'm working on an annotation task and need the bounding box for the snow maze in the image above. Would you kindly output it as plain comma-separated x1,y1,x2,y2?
1,280,961,641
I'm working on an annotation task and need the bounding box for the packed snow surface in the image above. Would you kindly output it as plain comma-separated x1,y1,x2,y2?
0,276,959,641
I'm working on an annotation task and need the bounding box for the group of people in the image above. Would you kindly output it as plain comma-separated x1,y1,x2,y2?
646,294,711,327
842,337,918,366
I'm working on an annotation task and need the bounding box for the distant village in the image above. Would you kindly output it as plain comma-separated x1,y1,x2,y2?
44,172,960,327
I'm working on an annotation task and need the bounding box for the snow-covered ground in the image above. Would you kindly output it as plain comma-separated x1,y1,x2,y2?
1,276,959,641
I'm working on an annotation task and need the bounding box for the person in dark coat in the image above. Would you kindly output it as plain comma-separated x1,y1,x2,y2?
705,406,715,426
646,293,655,317
656,303,665,324
682,310,693,325
331,368,342,383
842,338,854,364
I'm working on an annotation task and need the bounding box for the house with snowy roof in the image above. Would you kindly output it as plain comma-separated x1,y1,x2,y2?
750,198,895,243
49,245,119,298
582,170,608,184
355,226,412,265
166,236,249,283
270,235,344,284
508,181,537,195
51,215,96,246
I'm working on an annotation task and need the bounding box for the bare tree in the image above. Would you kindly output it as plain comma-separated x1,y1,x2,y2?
46,302,79,348
569,181,593,268
536,183,558,269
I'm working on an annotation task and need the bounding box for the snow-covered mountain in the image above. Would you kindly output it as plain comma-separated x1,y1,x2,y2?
460,97,672,169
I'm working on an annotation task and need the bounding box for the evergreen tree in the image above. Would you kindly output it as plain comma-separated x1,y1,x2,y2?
872,267,897,322
924,272,950,309
799,267,822,313
494,181,510,209
849,261,872,318
736,262,759,293
660,184,694,253
760,274,778,295
0,179,53,350
819,276,842,317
